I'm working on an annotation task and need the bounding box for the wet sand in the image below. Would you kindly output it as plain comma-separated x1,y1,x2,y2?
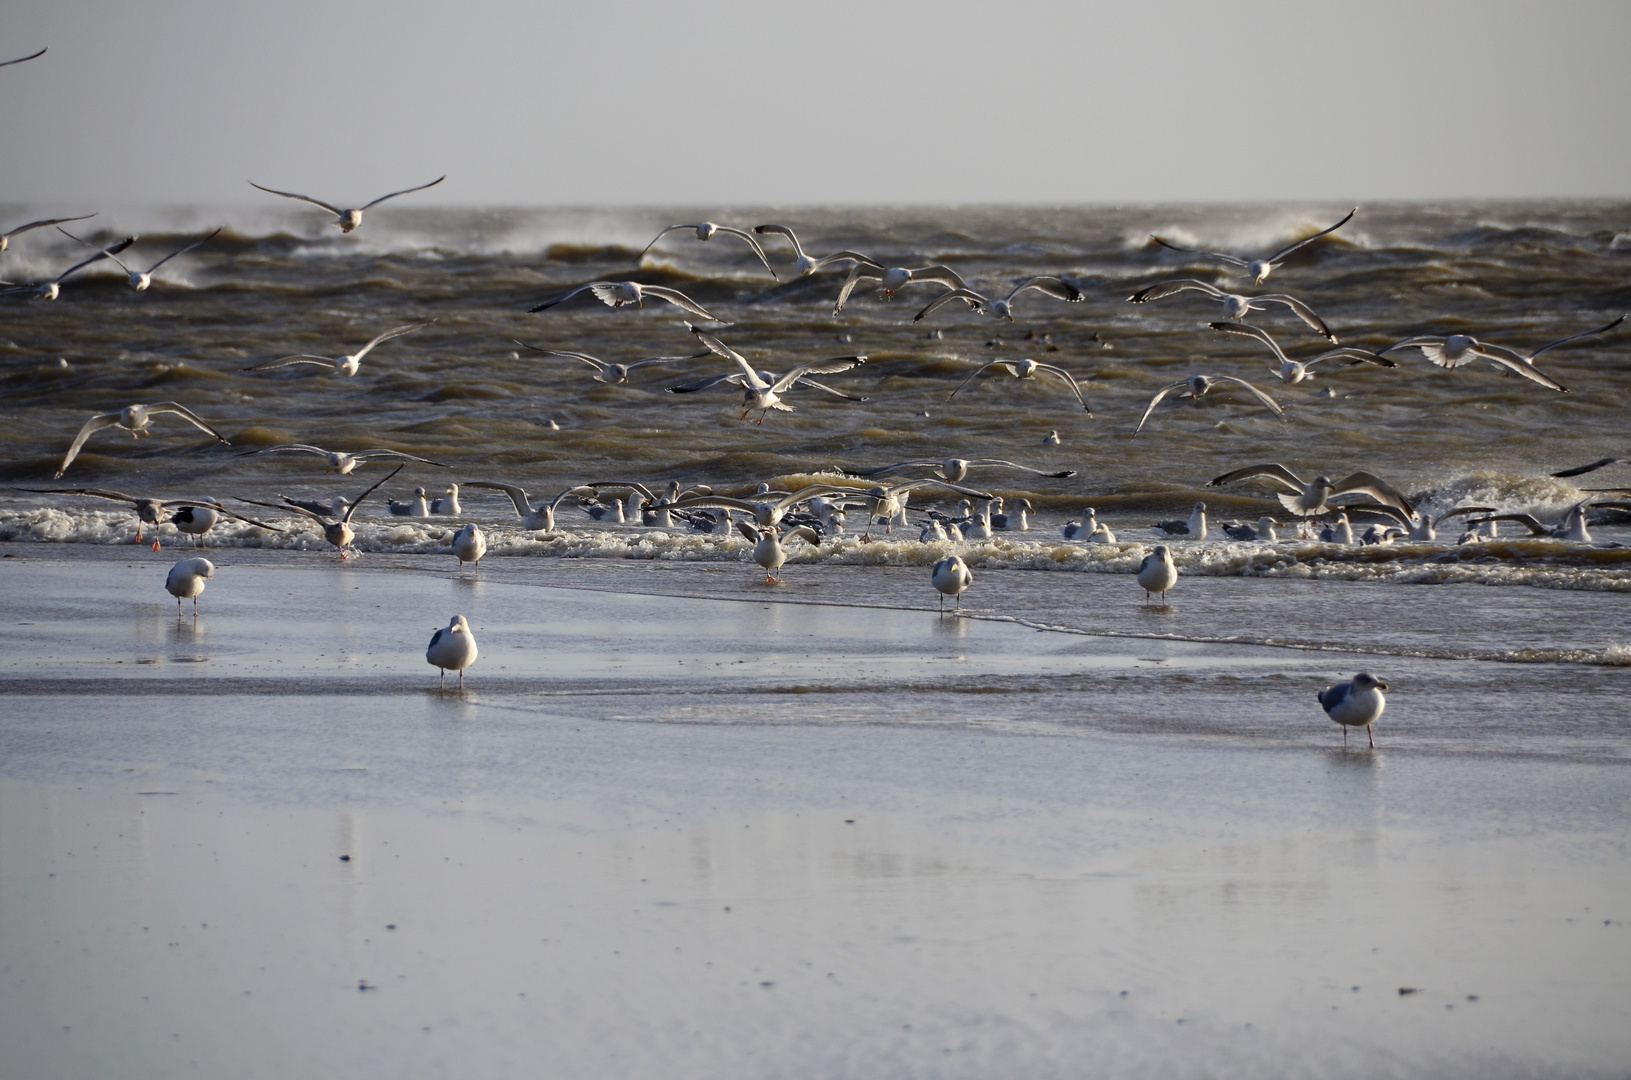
2,547,1629,1078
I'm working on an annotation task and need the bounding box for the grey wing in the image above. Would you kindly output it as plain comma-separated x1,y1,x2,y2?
245,498,321,522
788,354,867,378
1133,382,1189,436
1330,501,1412,527
913,289,986,322
1305,347,1397,368
1127,279,1221,303
528,282,604,313
910,265,969,290
1208,463,1305,491
666,372,747,394
239,443,329,458
1472,513,1547,536
54,236,136,282
791,376,869,402
634,224,692,263
623,351,713,371
811,249,882,271
1526,314,1625,359
427,627,445,652
885,478,995,500
1149,236,1249,268
640,285,722,322
341,464,404,523
735,521,761,542
1257,294,1336,342
833,263,881,312
1433,505,1498,526
55,413,124,476
356,320,435,357
965,459,1077,478
148,403,229,442
1377,336,1444,357
146,226,224,272
3,213,95,238
1329,472,1413,514
532,348,607,372
1470,348,1569,391
212,505,286,531
354,449,451,467
1032,363,1092,413
20,485,138,503
947,361,1016,399
844,460,945,478
1208,320,1287,361
714,226,780,280
1263,207,1356,264
463,481,531,516
360,176,446,210
1009,276,1083,303
1213,377,1285,417
248,182,343,215
244,355,339,371
1552,457,1622,478
0,47,48,67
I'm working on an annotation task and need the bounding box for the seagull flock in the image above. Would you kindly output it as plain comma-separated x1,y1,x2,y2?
7,45,1626,726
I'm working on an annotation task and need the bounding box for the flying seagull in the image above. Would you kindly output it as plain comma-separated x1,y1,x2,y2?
243,320,434,376
60,226,222,291
912,276,1084,323
527,280,723,322
0,212,94,252
248,176,445,233
1207,321,1396,384
237,444,450,474
636,222,778,279
752,224,880,277
949,358,1092,414
512,340,709,384
1207,463,1414,517
1,236,135,300
1150,208,1356,283
1379,315,1622,393
1128,279,1336,341
1133,375,1284,437
56,402,229,478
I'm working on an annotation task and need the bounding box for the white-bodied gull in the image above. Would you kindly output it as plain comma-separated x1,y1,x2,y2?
636,223,778,279
244,320,434,377
1208,321,1396,384
239,443,449,474
426,615,477,691
61,225,222,291
248,176,445,233
1318,672,1387,749
1151,208,1356,284
513,340,710,384
55,402,229,478
912,276,1084,323
528,280,723,321
949,358,1092,414
1128,279,1336,341
752,224,880,277
1133,375,1284,436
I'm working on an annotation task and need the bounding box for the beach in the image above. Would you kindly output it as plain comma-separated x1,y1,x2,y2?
2,546,1628,1078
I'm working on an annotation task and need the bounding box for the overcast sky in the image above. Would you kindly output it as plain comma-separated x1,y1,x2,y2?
3,0,1629,207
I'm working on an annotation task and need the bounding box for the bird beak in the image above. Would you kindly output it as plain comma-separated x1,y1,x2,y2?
1376,682,1389,691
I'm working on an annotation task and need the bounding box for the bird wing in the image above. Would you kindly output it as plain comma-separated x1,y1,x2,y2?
623,351,713,371
521,346,606,372
146,226,225,273
1467,348,1569,391
1377,336,1444,358
1149,236,1249,268
1208,463,1306,492
908,265,969,290
354,320,434,360
1471,513,1548,536
665,372,747,394
243,355,339,371
55,413,124,477
964,459,1078,478
832,262,883,312
947,361,1017,400
2,213,95,239
1127,278,1221,303
0,47,49,67
341,464,404,523
771,356,867,396
193,503,284,530
882,478,995,500
1256,294,1336,341
844,460,947,478
248,182,343,215
1329,472,1414,514
689,328,766,388
239,443,330,458
1211,376,1285,417
752,224,804,256
1552,456,1623,478
527,282,603,313
353,449,451,466
714,226,779,279
1327,501,1412,527
912,288,986,322
735,521,761,542
1207,320,1288,362
639,285,722,322
241,497,321,522
463,481,531,516
634,224,693,263
54,235,136,283
1008,276,1083,303
785,525,821,547
812,249,882,271
1433,505,1499,526
1263,207,1357,265
148,403,229,442
21,486,139,504
359,175,446,211
1030,362,1093,413
1526,314,1625,359
58,226,133,273
1133,382,1191,436
789,376,869,401
1305,347,1397,368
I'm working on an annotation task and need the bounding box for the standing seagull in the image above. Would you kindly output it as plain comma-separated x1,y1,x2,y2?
736,521,820,582
1379,315,1623,393
752,224,880,277
1136,545,1178,604
1207,322,1397,384
1133,375,1284,436
528,280,723,322
912,276,1084,323
948,358,1093,414
636,222,778,279
0,211,94,253
56,402,229,478
2,236,135,300
165,558,215,615
248,176,445,233
931,555,973,613
1318,672,1388,749
243,320,434,377
426,615,478,692
61,225,222,291
451,523,486,574
1128,280,1336,341
1151,208,1356,284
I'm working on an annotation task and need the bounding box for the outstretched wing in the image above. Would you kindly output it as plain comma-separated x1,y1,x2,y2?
148,403,229,443
354,320,435,360
1468,347,1569,391
243,355,339,372
844,459,948,478
360,176,446,210
947,361,1018,400
515,343,605,371
1212,376,1285,418
912,288,987,322
238,443,330,458
634,224,693,264
1208,463,1306,492
1264,207,1357,265
54,235,136,284
1256,294,1336,342
353,448,450,467
833,262,883,312
640,284,722,322
146,226,225,273
463,481,531,516
689,328,765,388
771,356,867,396
20,486,139,504
965,459,1078,478
1208,320,1288,362
1552,456,1623,479
1031,363,1093,414
1127,278,1222,303
3,212,94,239
665,372,747,394
1132,381,1190,437
1008,276,1083,303
55,413,124,477
0,47,49,67
527,282,603,313
1149,235,1249,268
341,464,404,524
248,181,343,215
1525,313,1625,359
1329,472,1414,514
714,226,780,280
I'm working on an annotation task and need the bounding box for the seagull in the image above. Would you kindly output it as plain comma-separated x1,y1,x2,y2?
0,47,49,68
451,523,485,573
1330,502,1495,542
833,263,969,313
1127,280,1336,341
55,402,229,478
1153,502,1207,540
1137,545,1178,604
665,366,869,403
248,176,445,233
464,482,593,531
636,223,778,279
1207,464,1414,518
1320,513,1355,544
1318,671,1387,749
1467,502,1610,543
1061,508,1098,540
685,327,867,422
1088,523,1117,543
931,555,972,612
527,280,723,321
60,225,222,291
388,487,429,517
912,276,1084,323
1379,315,1623,393
736,521,820,582
1133,375,1284,436
845,458,1076,484
1043,430,1061,446
243,320,434,377
165,558,215,614
512,340,710,384
283,494,351,518
752,224,880,277
430,485,461,515
426,615,478,691
664,483,860,530
238,443,449,474
991,497,1032,531
948,358,1092,414
856,479,996,535
240,465,401,558
1222,516,1284,542
1207,322,1397,384
1151,208,1356,284
1,236,135,300
20,488,277,549
0,212,94,253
